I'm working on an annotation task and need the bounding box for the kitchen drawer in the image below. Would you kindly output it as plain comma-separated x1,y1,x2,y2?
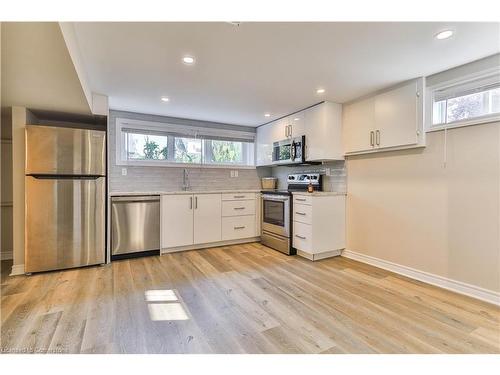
222,216,256,240
222,199,255,217
293,194,312,206
293,203,312,224
293,221,312,252
222,192,255,201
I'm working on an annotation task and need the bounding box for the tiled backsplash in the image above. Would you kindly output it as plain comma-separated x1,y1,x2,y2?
268,161,347,192
108,110,346,193
108,110,268,192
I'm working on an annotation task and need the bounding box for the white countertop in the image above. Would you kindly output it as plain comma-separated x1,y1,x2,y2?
292,191,347,196
109,189,261,196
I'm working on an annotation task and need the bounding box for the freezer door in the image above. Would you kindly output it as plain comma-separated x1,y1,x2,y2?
25,176,105,273
25,125,106,175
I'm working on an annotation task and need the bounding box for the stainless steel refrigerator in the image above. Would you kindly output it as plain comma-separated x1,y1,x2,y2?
25,125,106,273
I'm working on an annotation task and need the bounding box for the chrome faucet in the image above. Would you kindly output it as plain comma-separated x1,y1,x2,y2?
182,168,190,191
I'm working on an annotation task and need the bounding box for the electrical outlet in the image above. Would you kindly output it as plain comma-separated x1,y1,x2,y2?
121,168,127,176
325,168,331,176
234,170,238,177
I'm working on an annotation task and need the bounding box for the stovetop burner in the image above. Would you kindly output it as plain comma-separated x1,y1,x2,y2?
261,173,323,195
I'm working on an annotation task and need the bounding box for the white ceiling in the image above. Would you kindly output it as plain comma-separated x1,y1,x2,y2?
1,22,91,114
72,22,500,126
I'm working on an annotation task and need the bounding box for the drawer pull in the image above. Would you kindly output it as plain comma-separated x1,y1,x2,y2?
233,207,245,210
295,198,306,201
295,235,306,239
234,226,246,230
234,195,245,198
295,212,306,215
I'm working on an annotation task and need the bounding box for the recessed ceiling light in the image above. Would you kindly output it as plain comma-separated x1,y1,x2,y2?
161,97,170,102
182,56,195,65
264,113,271,117
435,30,454,40
316,88,325,94
294,117,300,121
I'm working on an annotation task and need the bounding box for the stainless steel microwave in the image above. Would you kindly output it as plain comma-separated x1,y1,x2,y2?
272,135,305,165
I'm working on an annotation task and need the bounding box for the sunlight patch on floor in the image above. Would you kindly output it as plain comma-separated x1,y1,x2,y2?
145,289,189,321
147,303,189,321
145,289,178,302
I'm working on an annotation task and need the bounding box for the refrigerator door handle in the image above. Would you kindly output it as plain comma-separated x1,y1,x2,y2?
27,174,102,180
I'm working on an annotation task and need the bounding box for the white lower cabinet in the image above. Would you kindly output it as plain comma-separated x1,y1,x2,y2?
161,194,194,248
293,221,313,252
222,199,255,217
193,194,222,244
161,192,258,251
292,194,346,261
222,216,256,241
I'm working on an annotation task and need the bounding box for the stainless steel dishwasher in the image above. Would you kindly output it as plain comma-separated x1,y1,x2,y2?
111,195,160,260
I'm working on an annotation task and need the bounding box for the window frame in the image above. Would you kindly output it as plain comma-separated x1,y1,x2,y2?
201,139,255,167
426,67,500,132
115,118,256,169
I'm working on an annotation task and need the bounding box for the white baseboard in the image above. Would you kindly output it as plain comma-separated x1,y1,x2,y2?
10,263,25,276
161,237,261,254
342,249,500,306
297,249,342,261
1,250,13,261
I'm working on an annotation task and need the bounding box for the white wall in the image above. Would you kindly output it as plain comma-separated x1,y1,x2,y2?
10,107,27,274
1,109,13,260
346,55,500,295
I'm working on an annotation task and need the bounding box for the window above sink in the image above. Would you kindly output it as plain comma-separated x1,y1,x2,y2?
115,118,255,168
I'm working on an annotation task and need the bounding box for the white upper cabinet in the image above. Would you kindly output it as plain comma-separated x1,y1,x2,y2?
303,102,343,161
343,78,425,155
342,97,375,154
255,122,274,166
255,101,344,165
288,111,305,139
275,116,294,140
374,80,421,149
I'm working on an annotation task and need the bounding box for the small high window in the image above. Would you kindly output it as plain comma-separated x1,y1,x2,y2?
428,70,500,130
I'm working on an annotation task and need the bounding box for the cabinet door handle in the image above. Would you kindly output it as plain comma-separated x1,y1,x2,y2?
295,198,306,202
195,196,198,209
370,131,374,147
285,125,288,138
233,195,245,198
295,212,306,215
375,130,380,146
289,124,292,138
234,207,245,210
234,226,246,230
295,234,306,239
189,197,193,209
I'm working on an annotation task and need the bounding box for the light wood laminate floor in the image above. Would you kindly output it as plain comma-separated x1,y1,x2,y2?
1,243,499,354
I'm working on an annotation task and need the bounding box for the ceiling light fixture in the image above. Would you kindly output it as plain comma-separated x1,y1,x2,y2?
182,56,195,64
264,113,271,117
316,88,325,94
435,30,454,40
294,118,300,121
161,97,170,102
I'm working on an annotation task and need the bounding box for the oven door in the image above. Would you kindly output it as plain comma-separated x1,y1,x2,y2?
261,195,290,237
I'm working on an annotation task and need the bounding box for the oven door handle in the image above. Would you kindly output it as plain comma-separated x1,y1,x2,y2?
262,196,289,202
